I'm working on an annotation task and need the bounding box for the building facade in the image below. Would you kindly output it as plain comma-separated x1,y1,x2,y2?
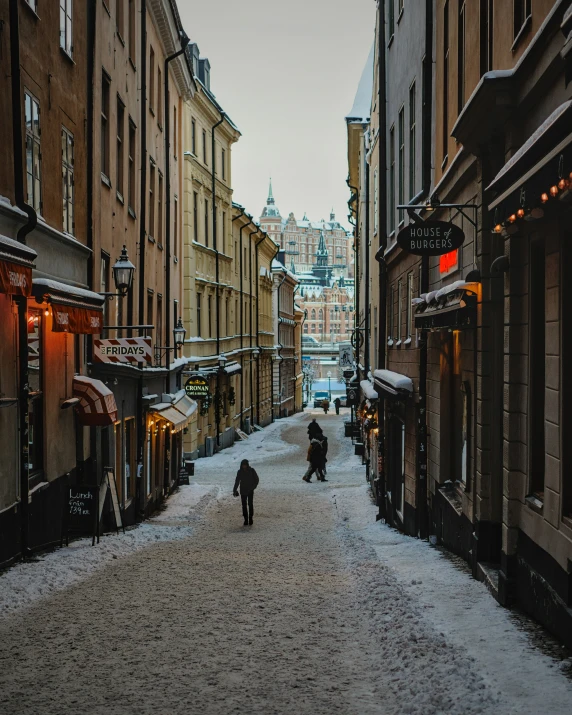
272,259,300,418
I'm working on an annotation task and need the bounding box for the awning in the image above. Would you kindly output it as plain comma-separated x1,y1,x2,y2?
32,278,105,334
414,281,479,331
373,369,414,398
360,379,379,401
0,234,36,296
73,376,118,426
224,362,242,376
151,390,197,433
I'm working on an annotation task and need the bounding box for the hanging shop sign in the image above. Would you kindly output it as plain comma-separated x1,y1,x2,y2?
93,337,152,364
0,259,32,296
184,376,210,399
339,342,354,368
397,221,465,256
52,304,103,334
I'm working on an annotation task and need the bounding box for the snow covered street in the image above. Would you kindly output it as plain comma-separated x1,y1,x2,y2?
1,410,572,714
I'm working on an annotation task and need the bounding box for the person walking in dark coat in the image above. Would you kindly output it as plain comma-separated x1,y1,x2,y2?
233,459,259,526
334,397,341,415
320,434,329,479
303,439,325,482
307,418,322,441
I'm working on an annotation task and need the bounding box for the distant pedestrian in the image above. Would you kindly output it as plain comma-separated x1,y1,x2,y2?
333,397,341,415
303,439,325,482
233,459,259,526
322,398,330,414
307,418,322,441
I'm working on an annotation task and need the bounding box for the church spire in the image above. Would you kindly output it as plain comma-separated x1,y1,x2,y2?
267,178,275,205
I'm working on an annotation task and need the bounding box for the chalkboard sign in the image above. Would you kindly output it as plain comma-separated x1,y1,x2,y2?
178,469,190,486
63,486,100,546
105,467,124,534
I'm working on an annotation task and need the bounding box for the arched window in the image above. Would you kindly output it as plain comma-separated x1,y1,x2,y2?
311,309,316,320
303,324,308,333
318,309,323,320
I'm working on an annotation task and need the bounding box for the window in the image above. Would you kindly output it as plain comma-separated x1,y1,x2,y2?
147,291,154,333
203,129,207,164
149,46,155,113
409,82,416,198
373,168,378,234
311,309,316,320
101,72,111,179
124,419,135,502
27,309,43,476
149,160,155,239
480,0,494,75
204,198,209,247
116,0,124,38
60,0,73,56
193,192,199,242
398,0,404,15
156,295,162,349
157,172,163,246
191,118,196,154
406,272,413,341
458,1,466,114
173,106,178,158
207,295,212,338
529,237,545,500
174,196,178,259
221,211,226,253
116,97,125,198
101,253,110,337
398,107,405,223
128,119,136,211
222,148,226,180
157,66,162,127
128,0,136,63
513,0,531,42
388,0,395,39
388,285,395,345
196,292,202,337
442,0,450,163
25,92,42,212
62,127,74,234
25,0,38,11
389,125,395,234
397,280,403,345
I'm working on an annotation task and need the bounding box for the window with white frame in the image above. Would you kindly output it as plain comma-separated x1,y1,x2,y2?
60,0,73,57
396,279,403,346
406,272,413,342
25,92,42,213
61,127,74,234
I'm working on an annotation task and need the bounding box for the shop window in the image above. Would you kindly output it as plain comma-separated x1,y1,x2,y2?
529,237,545,500
114,422,123,506
27,309,43,478
124,418,135,502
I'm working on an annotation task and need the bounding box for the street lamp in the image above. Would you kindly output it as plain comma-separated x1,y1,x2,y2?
327,370,332,400
112,245,135,297
173,316,186,349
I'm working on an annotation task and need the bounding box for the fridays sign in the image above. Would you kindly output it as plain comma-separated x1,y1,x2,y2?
93,337,152,364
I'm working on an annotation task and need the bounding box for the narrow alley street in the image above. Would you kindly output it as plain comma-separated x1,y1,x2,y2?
1,411,571,715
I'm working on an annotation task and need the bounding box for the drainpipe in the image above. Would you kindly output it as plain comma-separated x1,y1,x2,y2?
10,0,37,558
364,161,370,376
416,0,434,539
211,113,224,448
347,181,360,382
248,227,258,425
255,232,267,425
374,0,388,519
137,0,148,513
164,31,190,387
237,215,253,429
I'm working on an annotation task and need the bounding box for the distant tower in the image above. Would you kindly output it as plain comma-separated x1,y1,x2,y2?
312,231,331,285
330,208,335,222
259,178,282,246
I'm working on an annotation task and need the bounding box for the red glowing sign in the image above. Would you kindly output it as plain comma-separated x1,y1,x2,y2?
439,250,458,274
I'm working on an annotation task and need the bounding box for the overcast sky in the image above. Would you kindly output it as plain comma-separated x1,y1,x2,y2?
178,0,375,229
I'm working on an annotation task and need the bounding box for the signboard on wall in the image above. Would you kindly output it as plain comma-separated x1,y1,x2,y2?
397,221,465,256
339,342,354,368
93,337,152,364
184,376,210,399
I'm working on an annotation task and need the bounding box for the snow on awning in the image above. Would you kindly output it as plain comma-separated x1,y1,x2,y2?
151,390,197,433
414,282,479,332
224,362,242,376
360,380,378,401
373,370,413,398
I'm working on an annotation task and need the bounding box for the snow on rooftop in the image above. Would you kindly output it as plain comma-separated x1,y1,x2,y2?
345,42,374,123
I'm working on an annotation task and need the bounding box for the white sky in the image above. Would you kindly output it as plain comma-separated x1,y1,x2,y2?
178,0,376,229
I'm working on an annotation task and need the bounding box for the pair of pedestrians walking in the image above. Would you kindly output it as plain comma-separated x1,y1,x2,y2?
304,419,328,482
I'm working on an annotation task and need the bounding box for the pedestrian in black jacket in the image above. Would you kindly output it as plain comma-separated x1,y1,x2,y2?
320,434,329,479
307,418,322,441
233,459,259,526
303,439,325,482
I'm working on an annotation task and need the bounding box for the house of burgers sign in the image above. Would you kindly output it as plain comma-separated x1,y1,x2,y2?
397,221,465,256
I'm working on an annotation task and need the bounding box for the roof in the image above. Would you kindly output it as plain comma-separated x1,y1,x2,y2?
345,42,374,123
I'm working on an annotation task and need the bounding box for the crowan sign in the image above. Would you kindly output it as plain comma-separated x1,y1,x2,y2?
397,221,465,256
184,376,210,399
93,337,152,364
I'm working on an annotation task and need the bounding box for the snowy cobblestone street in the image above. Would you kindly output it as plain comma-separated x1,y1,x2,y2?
1,410,572,714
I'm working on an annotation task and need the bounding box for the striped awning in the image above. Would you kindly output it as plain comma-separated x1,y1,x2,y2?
151,390,197,433
73,376,118,426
